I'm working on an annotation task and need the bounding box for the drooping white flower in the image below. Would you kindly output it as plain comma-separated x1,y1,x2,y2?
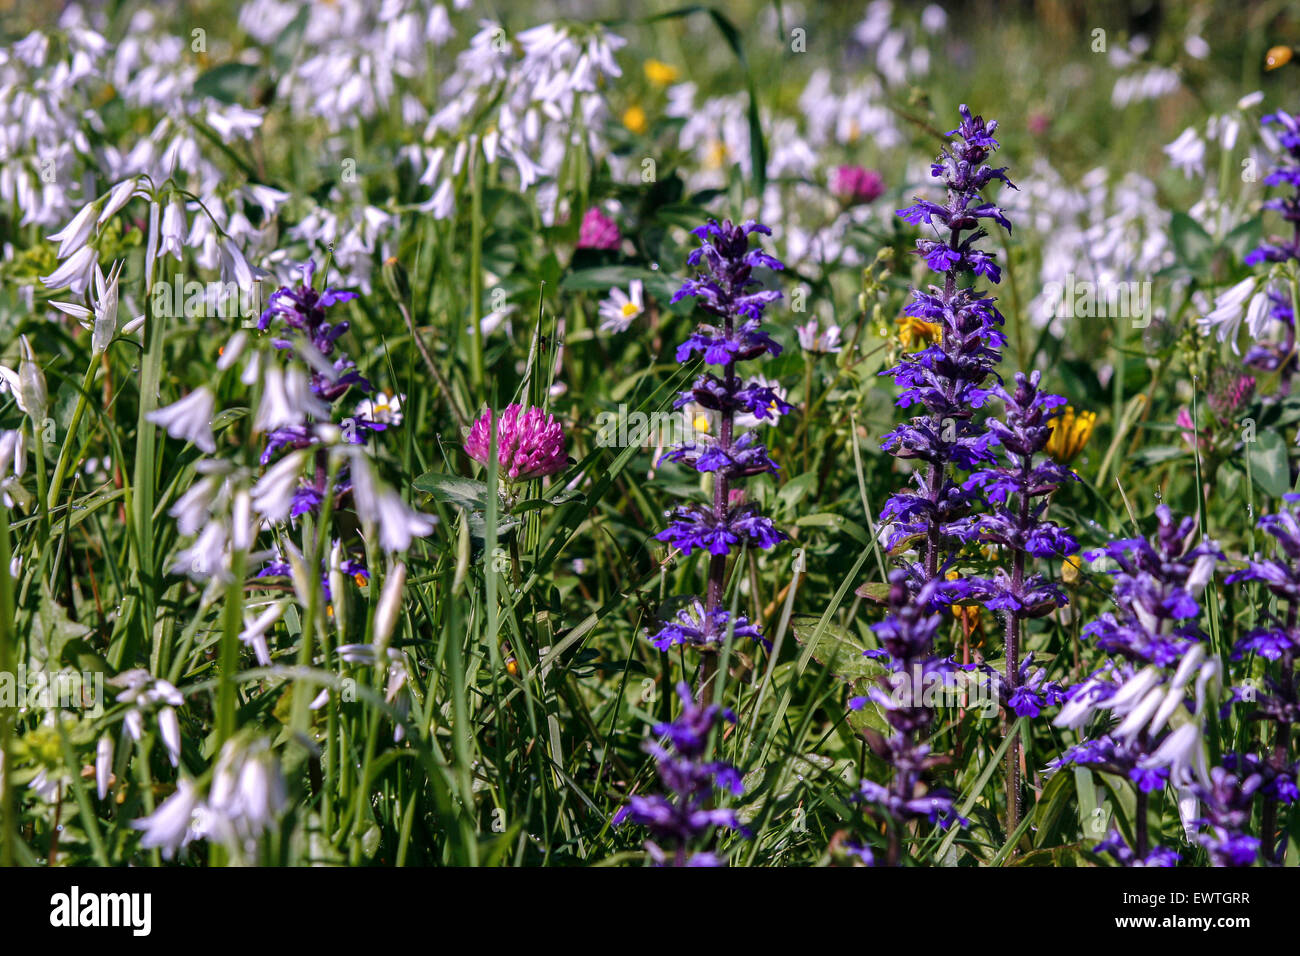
251,450,307,523
1184,35,1210,60
348,452,435,553
39,244,98,294
1136,722,1210,789
157,705,181,767
146,387,217,453
238,602,285,667
113,670,185,767
159,196,187,260
203,736,286,855
0,429,29,508
95,735,113,801
372,562,407,649
96,180,137,226
218,238,255,291
1238,90,1265,111
1197,277,1264,352
131,778,201,859
170,520,229,581
46,199,98,259
254,366,328,432
1163,127,1205,179
795,318,842,353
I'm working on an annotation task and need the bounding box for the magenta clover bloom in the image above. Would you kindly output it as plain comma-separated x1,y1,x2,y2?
464,403,569,483
576,206,621,250
831,165,884,205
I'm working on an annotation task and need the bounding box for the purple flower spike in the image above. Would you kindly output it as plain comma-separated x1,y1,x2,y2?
612,683,746,866
648,219,786,657
879,106,1016,591
849,571,969,864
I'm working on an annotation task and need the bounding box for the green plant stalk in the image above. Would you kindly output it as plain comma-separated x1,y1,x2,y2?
214,548,247,750
125,260,168,668
0,503,16,867
45,358,100,515
469,152,485,393
291,454,342,736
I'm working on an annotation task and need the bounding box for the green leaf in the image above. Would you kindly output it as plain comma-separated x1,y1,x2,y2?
852,581,890,603
192,63,261,105
270,4,311,74
1169,211,1214,269
1248,428,1290,498
845,678,890,735
794,512,872,546
791,615,883,682
412,472,490,511
1223,217,1264,263
1033,768,1078,848
33,584,91,667
560,265,681,305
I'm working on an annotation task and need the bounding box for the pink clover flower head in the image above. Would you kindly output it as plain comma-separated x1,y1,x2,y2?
831,165,884,205
465,403,568,482
576,207,621,250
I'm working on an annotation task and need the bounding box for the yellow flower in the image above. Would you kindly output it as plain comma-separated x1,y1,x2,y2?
623,105,648,134
1265,46,1293,70
644,59,680,86
1045,406,1097,464
1061,553,1082,586
947,569,981,634
896,313,941,350
704,139,728,170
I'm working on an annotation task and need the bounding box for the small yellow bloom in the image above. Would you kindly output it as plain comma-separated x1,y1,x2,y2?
705,140,728,170
1061,553,1082,586
1046,407,1097,464
644,59,680,86
623,104,648,134
896,313,941,351
947,569,981,634
1265,46,1293,70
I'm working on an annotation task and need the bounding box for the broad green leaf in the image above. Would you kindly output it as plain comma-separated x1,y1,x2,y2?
413,472,490,511
1248,428,1290,498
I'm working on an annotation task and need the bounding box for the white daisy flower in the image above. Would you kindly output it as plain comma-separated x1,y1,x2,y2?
356,391,404,427
598,280,644,333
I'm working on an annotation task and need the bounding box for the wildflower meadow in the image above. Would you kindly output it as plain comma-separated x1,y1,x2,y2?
3,0,1300,905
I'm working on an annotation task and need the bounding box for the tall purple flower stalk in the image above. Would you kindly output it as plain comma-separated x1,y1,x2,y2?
257,261,386,516
1224,496,1300,862
1246,110,1300,266
1191,758,1266,866
1052,506,1223,864
612,683,745,866
650,220,787,655
850,570,966,864
1245,110,1300,393
882,105,1013,590
948,370,1077,832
